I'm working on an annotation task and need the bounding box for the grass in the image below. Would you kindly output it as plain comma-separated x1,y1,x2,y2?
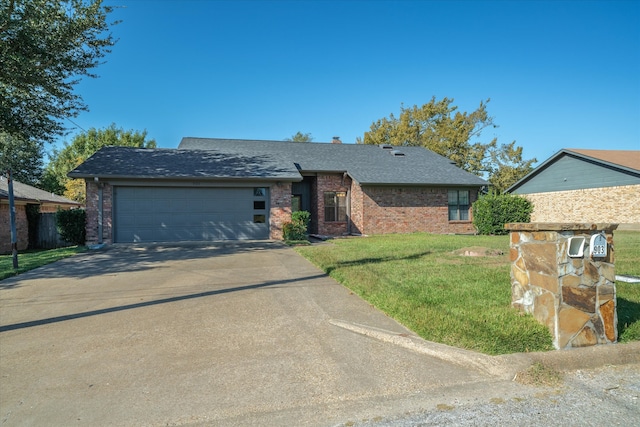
0,246,86,280
614,231,640,342
296,231,640,355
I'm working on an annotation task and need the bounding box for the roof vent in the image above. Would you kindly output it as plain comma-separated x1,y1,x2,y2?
390,150,405,157
379,144,393,150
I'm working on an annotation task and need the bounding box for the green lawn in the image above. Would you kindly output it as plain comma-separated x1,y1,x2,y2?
0,246,86,281
296,231,640,355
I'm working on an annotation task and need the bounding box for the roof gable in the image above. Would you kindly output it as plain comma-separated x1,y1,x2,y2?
0,177,81,206
507,148,640,193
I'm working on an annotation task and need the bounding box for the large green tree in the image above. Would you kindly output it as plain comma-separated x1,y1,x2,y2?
357,97,536,191
0,132,43,185
42,124,156,203
0,0,117,145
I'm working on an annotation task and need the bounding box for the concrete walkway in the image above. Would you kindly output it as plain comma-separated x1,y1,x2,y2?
1,242,638,426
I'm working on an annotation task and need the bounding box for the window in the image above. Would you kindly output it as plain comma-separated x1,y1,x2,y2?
324,191,347,222
253,214,266,223
253,200,266,210
254,187,267,197
448,190,469,221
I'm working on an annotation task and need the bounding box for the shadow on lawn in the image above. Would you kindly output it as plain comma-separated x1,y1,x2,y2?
0,241,284,287
618,297,640,338
324,251,431,274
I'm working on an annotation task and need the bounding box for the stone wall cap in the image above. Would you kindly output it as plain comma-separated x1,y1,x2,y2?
504,223,619,232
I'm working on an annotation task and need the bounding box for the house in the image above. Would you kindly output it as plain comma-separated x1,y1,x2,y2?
0,177,82,253
68,137,488,244
506,149,640,228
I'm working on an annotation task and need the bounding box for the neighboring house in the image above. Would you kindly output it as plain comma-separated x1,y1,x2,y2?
68,137,488,245
507,149,640,228
0,177,82,253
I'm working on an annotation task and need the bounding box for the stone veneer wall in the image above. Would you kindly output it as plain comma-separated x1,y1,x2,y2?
85,181,113,245
269,182,292,240
0,203,28,253
505,222,618,350
524,184,640,225
356,186,477,235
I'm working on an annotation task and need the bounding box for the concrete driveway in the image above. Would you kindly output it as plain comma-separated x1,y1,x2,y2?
1,242,637,426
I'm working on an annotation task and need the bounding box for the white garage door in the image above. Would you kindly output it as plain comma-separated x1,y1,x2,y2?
114,186,269,243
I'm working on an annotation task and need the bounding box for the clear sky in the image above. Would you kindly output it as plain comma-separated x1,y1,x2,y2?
61,0,640,165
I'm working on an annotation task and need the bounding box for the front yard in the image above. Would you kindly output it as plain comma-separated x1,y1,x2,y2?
296,231,640,355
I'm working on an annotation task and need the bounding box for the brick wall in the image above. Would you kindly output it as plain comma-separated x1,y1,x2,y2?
269,182,292,240
357,185,477,235
525,184,640,225
316,174,351,236
0,203,28,253
85,181,113,245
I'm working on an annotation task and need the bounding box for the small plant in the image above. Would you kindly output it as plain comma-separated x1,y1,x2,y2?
514,362,563,387
55,208,86,245
283,210,310,241
473,191,532,235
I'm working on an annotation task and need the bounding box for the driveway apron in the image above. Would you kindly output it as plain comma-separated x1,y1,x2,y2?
1,242,520,426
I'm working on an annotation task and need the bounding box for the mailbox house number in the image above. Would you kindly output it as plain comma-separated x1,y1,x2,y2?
591,234,607,258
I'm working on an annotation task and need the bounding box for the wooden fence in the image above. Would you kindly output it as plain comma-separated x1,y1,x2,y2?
32,213,71,249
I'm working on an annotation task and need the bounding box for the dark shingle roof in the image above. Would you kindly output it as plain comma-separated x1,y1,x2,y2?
68,146,302,181
68,138,488,187
0,177,81,206
178,138,488,186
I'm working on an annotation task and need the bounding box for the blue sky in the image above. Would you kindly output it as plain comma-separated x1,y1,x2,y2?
62,0,639,165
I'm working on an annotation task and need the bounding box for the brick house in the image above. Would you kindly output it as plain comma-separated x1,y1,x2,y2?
68,138,488,245
507,149,640,228
1,177,82,253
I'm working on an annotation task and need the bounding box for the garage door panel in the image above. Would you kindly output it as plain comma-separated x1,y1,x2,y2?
114,187,269,243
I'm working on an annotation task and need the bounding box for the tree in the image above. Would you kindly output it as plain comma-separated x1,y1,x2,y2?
485,140,536,193
0,0,117,145
285,131,313,142
0,132,43,185
357,97,535,190
42,124,156,203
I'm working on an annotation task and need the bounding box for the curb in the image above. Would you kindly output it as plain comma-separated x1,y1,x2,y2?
330,319,640,380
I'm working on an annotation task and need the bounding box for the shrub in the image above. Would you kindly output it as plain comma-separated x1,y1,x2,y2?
473,192,532,235
283,210,311,241
55,208,86,245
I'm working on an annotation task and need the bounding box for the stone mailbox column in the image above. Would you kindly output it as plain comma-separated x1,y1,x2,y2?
505,223,618,350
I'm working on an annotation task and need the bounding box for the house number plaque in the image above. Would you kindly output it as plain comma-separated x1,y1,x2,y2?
590,233,607,258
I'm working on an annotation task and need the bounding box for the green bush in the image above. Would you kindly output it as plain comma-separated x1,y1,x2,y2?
283,210,311,241
472,192,532,235
55,208,86,245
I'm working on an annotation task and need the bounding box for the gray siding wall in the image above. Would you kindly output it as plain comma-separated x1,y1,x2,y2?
513,155,640,194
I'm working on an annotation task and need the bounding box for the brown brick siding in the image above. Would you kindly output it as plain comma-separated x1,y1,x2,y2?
356,185,477,235
85,181,113,245
316,174,351,236
269,183,292,240
0,203,28,253
525,184,640,225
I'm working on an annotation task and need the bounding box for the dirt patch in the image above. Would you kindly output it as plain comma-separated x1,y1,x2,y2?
453,246,505,257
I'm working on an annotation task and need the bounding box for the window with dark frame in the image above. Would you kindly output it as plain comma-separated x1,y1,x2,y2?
324,191,347,222
253,187,267,223
448,190,470,221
